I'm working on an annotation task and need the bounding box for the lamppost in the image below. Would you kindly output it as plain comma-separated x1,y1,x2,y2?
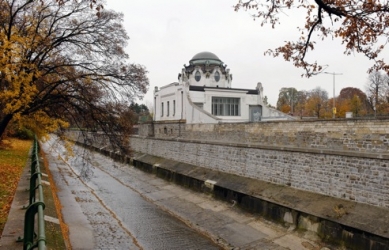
324,72,342,118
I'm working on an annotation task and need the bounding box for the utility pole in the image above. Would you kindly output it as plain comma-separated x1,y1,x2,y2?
324,72,343,118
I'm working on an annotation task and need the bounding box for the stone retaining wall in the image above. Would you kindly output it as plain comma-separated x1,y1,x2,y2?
141,118,389,154
130,136,389,208
70,118,389,208
70,131,389,250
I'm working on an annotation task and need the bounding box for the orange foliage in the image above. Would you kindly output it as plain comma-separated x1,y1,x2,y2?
0,0,149,155
0,139,31,235
280,104,291,113
235,0,389,76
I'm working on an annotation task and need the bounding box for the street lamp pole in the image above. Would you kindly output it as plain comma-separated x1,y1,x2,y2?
324,72,342,118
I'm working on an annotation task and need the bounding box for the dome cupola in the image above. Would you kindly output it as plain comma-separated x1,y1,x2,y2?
189,51,223,66
179,51,232,88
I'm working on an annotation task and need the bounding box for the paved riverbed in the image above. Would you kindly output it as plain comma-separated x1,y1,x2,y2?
42,137,328,250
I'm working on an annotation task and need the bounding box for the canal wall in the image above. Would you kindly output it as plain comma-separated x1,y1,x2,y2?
134,119,389,209
67,118,389,250
141,119,389,154
72,138,389,250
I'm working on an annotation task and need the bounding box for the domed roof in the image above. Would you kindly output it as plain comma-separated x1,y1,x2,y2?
189,51,223,66
191,51,221,61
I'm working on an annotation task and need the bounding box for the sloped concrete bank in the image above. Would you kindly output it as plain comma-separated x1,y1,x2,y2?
75,141,389,250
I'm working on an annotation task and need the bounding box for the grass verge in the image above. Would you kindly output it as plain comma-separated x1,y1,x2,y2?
0,138,68,249
0,138,32,236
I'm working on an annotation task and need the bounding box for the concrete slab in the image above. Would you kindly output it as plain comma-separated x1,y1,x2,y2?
241,239,288,250
147,178,169,186
159,184,179,191
197,200,229,212
155,197,203,221
248,220,285,239
133,183,158,194
221,208,255,224
179,192,209,204
46,155,95,250
44,215,60,224
273,234,320,250
41,180,50,186
195,210,235,231
146,189,177,201
218,222,268,247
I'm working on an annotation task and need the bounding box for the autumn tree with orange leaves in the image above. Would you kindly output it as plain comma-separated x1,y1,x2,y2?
276,87,298,114
0,0,149,154
234,0,389,77
276,85,374,118
337,87,369,117
304,87,328,118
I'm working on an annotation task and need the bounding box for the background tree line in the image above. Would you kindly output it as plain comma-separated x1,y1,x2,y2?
276,71,389,118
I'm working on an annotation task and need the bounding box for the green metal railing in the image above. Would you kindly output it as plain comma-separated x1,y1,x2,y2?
18,136,46,250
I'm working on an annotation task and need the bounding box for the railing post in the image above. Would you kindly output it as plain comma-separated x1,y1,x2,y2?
28,172,40,205
18,135,46,250
21,202,45,250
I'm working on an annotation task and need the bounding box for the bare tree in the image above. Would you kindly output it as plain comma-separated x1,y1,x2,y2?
366,71,389,114
295,90,308,118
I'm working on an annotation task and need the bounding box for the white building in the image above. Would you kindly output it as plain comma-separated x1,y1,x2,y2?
154,51,294,123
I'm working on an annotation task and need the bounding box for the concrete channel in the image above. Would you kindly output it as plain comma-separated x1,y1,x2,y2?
74,136,389,250
42,136,339,249
43,138,221,249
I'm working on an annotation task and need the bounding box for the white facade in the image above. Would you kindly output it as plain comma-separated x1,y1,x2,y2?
154,52,294,124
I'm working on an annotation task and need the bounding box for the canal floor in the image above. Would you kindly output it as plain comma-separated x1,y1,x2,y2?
42,137,327,250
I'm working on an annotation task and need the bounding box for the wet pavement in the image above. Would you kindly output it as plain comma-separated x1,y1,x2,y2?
42,137,325,250
43,138,219,249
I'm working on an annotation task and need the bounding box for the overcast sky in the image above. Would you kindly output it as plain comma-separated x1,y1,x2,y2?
105,0,388,106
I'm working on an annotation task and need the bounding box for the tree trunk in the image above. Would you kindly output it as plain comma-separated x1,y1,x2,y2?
0,114,13,139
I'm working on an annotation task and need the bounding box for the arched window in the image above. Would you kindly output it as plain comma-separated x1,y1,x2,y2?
214,71,220,82
195,71,201,82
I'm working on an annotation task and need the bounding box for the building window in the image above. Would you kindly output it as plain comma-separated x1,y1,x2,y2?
212,97,240,116
173,100,176,116
167,101,170,116
195,70,201,82
214,71,220,82
161,102,164,117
